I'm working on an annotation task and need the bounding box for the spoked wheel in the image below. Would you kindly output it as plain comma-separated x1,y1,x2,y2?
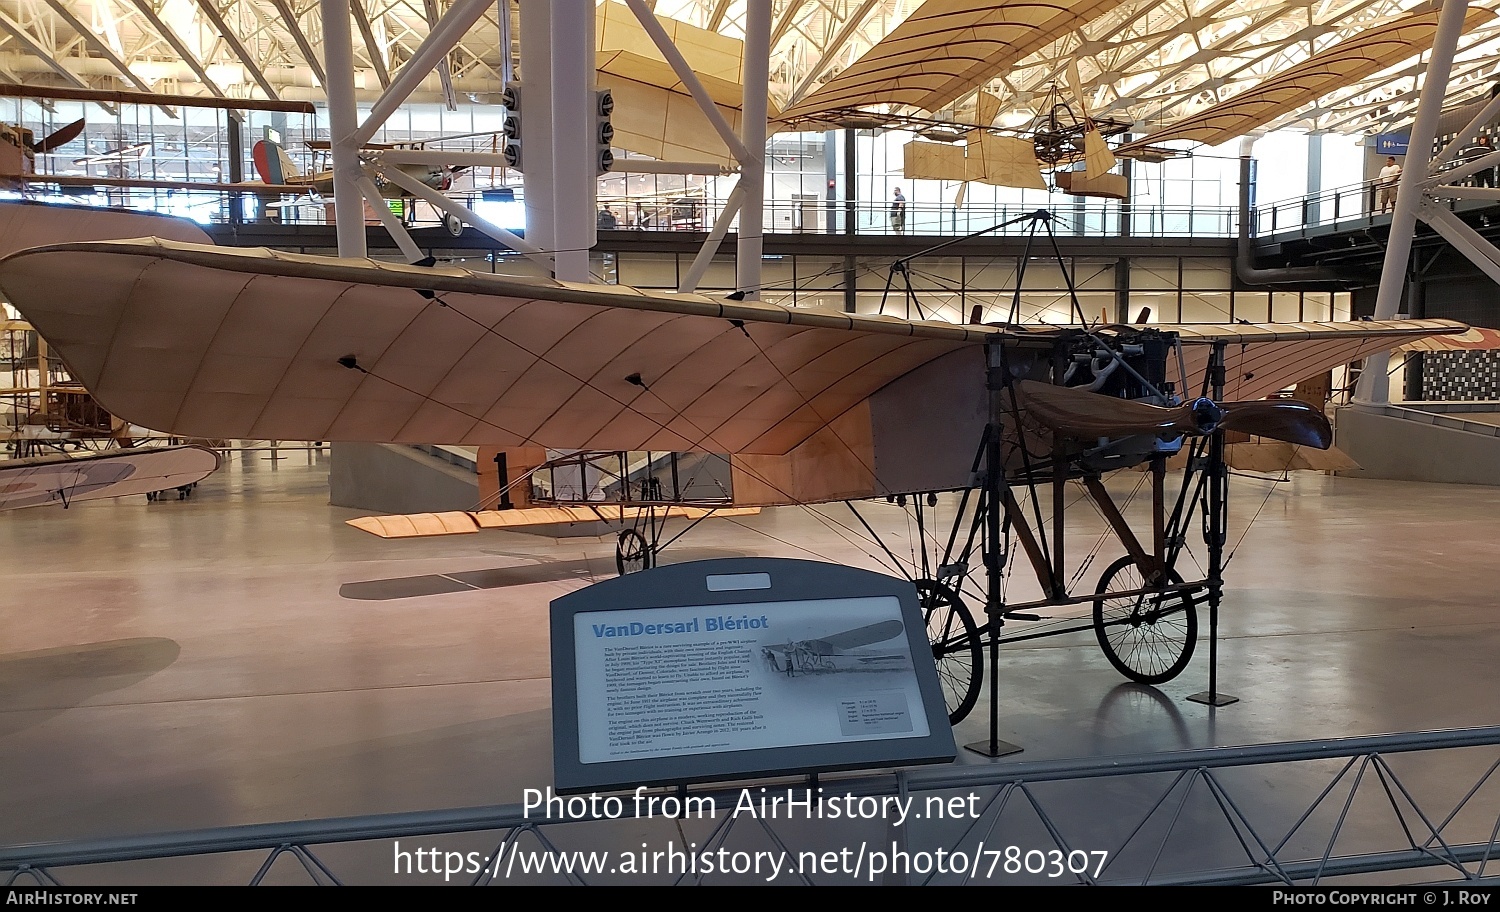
614,528,654,576
1092,556,1196,684
916,579,983,725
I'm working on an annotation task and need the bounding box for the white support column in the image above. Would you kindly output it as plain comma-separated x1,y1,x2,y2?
375,163,551,269
550,1,596,283
355,175,424,262
1356,0,1470,404
1421,203,1500,284
681,182,746,292
737,0,770,300
1430,90,1500,173
348,0,493,149
1436,185,1500,202
320,0,366,258
519,0,554,260
1424,147,1500,187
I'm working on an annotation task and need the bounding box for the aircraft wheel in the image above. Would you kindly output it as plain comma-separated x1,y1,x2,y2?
916,579,982,725
614,529,653,576
1092,557,1195,685
444,213,464,236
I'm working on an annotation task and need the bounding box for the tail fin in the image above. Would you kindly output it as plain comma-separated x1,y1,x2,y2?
251,139,303,184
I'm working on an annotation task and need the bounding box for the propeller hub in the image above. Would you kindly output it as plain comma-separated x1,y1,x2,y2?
1189,397,1224,434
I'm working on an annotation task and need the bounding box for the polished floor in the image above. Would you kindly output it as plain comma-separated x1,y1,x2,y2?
2,448,1499,882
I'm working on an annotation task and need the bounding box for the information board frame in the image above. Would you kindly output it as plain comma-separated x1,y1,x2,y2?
550,557,958,794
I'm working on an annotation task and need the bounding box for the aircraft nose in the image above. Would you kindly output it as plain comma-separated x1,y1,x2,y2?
1189,397,1224,434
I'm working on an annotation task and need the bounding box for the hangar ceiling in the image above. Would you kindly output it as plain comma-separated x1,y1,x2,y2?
0,0,1497,139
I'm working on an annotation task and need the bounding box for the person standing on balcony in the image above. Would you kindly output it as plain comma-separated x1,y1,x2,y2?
891,187,906,233
1470,136,1495,188
1378,157,1401,213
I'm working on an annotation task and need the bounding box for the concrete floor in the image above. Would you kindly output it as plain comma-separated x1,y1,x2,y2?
2,448,1499,883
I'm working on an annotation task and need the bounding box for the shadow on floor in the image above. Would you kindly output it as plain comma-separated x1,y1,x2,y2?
0,637,181,728
338,548,745,600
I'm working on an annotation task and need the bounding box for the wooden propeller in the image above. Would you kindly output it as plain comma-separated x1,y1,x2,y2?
1013,380,1331,448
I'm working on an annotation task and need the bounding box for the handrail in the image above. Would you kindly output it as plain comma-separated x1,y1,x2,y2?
5,183,1240,240
4,724,1498,885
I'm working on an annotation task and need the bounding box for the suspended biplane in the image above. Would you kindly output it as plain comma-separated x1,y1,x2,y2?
0,232,1466,724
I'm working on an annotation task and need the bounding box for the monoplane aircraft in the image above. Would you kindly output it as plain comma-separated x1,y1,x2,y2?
252,137,465,200
0,445,219,511
0,119,85,191
761,619,907,676
0,232,1465,725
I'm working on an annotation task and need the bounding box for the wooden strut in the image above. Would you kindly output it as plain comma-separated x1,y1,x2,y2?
1082,474,1162,580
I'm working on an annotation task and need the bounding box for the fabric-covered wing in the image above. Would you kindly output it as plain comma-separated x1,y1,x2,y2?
1117,7,1496,152
0,445,220,510
347,505,761,539
1399,326,1500,352
0,199,212,260
1170,322,1466,402
0,240,986,456
778,0,1125,123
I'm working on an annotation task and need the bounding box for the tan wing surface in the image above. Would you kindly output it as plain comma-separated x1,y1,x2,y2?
348,505,761,539
0,239,1465,496
0,445,219,510
778,0,1126,123
1118,6,1497,153
0,199,212,260
1170,321,1465,402
0,239,990,455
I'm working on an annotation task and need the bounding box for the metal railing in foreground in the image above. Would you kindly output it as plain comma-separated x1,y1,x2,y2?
3,725,1498,885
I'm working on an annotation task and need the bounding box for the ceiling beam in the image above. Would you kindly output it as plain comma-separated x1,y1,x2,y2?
269,0,327,87
350,0,390,88
193,0,282,99
0,7,90,90
422,0,458,110
786,0,880,107
707,0,733,31
128,0,226,97
770,0,809,47
42,0,175,116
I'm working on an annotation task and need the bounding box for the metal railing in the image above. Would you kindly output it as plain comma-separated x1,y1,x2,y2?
7,186,1240,241
1254,172,1500,239
1254,180,1387,237
4,725,1498,885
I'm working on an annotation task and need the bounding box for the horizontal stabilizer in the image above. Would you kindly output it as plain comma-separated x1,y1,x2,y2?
348,504,760,538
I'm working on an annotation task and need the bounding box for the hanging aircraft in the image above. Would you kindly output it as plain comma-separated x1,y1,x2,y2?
0,445,219,511
0,230,1465,724
0,119,86,191
252,138,467,198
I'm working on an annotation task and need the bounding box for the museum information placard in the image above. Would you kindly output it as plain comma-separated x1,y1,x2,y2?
551,558,956,793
